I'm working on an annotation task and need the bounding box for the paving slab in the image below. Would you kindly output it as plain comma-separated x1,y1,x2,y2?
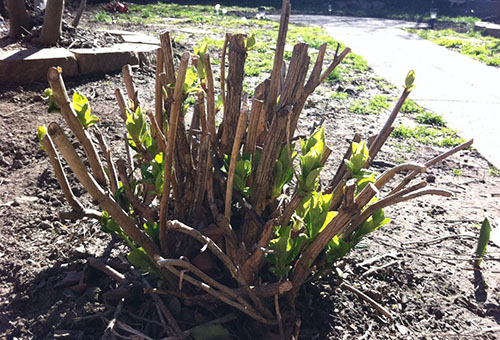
70,43,158,75
0,48,78,84
475,21,500,38
279,15,500,167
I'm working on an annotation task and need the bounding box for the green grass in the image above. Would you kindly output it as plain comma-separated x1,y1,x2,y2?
452,169,462,176
392,125,465,147
330,91,348,100
400,99,425,114
374,77,396,91
95,10,112,23
407,28,500,67
489,166,500,177
415,111,445,127
349,95,390,115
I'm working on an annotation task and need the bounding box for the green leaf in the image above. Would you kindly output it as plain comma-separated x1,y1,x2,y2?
302,192,334,240
38,125,47,150
216,94,224,112
266,225,303,279
405,70,416,89
299,167,322,195
184,67,199,93
126,106,149,144
144,221,159,245
246,32,256,49
475,218,492,266
191,324,230,340
349,141,369,173
72,91,99,128
327,235,352,262
41,88,59,112
101,211,122,234
272,144,296,198
127,247,155,274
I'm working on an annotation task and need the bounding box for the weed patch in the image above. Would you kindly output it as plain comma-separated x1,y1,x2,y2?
392,125,464,147
407,28,500,67
349,95,389,115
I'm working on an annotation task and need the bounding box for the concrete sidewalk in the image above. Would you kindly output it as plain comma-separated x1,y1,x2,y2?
285,15,500,167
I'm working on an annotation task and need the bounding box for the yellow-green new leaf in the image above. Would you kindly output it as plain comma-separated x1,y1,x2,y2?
38,125,47,151
405,70,416,89
475,218,492,266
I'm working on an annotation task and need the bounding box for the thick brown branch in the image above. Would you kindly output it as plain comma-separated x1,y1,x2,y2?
374,163,426,190
115,88,128,122
155,47,164,125
390,139,473,194
225,107,248,220
94,128,119,194
116,159,157,222
122,64,138,109
367,87,411,167
41,134,84,213
47,122,159,258
265,0,291,121
203,54,217,147
159,52,190,251
47,67,107,187
221,34,246,155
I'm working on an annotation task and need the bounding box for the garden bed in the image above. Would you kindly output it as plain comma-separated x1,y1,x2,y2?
0,3,499,339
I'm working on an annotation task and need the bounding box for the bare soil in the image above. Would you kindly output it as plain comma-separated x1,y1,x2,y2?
0,5,499,340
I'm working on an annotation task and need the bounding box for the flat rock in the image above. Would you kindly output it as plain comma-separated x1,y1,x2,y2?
121,34,160,45
98,29,160,45
0,48,78,84
475,21,500,38
71,43,158,74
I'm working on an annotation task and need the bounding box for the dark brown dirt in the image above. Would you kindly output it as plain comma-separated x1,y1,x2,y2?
0,5,499,340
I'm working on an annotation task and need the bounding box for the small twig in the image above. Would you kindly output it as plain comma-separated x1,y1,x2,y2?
115,320,155,340
137,274,185,338
165,220,273,319
116,159,157,222
220,33,231,109
103,298,124,338
87,257,126,283
159,261,275,325
71,0,86,27
366,87,411,168
390,139,473,194
275,295,285,340
340,282,393,320
357,250,399,268
147,110,167,153
204,54,217,147
123,132,133,173
360,260,401,278
225,106,248,220
94,128,119,194
122,64,138,109
184,280,293,305
402,234,476,247
374,163,426,189
157,258,251,308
